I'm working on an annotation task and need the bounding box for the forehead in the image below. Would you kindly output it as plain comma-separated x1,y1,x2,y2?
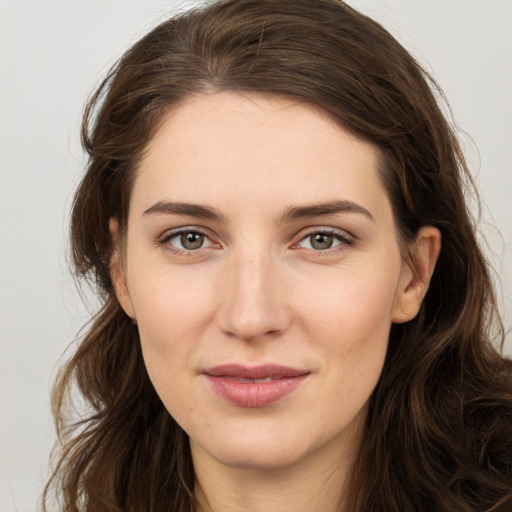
133,92,392,222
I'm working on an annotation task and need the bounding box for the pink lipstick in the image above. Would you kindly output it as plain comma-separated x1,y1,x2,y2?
203,364,309,408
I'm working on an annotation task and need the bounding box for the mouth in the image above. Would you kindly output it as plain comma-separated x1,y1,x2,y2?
202,364,310,408
223,376,279,383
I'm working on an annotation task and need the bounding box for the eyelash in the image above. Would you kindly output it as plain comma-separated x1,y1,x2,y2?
156,227,355,257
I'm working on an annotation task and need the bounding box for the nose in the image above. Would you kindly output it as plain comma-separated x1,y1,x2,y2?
216,249,291,342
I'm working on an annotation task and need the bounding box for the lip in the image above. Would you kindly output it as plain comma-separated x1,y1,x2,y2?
203,364,310,408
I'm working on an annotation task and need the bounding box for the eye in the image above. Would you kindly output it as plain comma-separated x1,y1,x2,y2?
296,229,353,251
161,229,216,252
176,232,206,250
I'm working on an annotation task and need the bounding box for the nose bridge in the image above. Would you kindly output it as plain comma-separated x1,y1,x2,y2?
217,244,288,341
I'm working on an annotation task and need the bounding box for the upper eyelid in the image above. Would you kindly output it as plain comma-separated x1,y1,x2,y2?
294,226,354,240
159,225,351,237
159,225,213,241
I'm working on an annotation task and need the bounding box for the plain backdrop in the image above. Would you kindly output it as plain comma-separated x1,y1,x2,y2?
1,1,511,510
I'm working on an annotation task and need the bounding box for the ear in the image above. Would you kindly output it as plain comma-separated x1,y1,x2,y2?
109,218,136,320
392,226,441,324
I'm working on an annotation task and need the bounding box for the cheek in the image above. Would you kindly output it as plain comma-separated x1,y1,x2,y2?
126,264,216,376
129,278,210,427
296,259,402,390
299,259,401,341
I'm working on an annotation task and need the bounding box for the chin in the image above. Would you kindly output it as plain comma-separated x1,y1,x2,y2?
210,442,308,471
189,421,314,471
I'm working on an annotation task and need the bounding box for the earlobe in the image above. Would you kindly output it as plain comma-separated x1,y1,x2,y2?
392,226,441,324
109,218,136,320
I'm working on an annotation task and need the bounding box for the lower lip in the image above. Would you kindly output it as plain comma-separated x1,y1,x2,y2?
205,375,309,408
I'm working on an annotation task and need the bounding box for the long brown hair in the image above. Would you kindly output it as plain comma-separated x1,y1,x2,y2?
44,1,512,510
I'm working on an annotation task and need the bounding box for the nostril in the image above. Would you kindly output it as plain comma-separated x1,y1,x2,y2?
218,307,290,342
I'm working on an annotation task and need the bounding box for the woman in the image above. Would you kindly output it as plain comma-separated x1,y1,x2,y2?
43,0,512,510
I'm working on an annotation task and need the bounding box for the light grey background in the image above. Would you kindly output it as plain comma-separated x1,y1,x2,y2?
1,1,510,510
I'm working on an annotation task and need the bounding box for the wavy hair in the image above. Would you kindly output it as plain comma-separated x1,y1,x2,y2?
43,0,512,510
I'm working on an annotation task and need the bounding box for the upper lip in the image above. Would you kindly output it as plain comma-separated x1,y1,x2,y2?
203,364,309,379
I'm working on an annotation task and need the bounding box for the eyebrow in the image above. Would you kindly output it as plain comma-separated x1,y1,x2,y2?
143,201,227,223
143,199,374,224
279,199,375,224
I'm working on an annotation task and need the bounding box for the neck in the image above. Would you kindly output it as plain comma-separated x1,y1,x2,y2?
191,418,363,512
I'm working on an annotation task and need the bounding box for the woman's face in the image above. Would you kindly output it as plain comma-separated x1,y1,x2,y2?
114,92,427,471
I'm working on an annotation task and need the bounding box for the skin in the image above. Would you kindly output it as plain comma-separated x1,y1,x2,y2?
112,92,440,512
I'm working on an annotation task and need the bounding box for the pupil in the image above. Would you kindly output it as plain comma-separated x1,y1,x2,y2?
181,232,204,250
312,234,333,250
